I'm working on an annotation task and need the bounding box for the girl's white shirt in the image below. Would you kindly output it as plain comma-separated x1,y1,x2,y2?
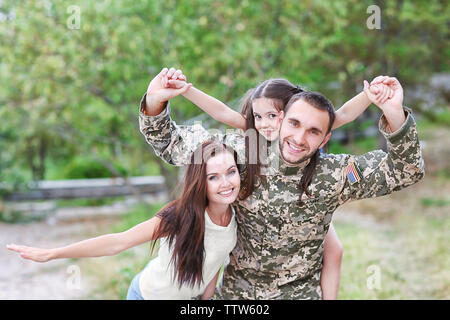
139,206,237,299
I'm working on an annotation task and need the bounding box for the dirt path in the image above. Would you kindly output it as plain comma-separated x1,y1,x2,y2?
0,193,167,300
0,216,119,299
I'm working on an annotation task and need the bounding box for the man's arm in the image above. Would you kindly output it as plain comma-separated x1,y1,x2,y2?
337,76,425,204
140,67,220,165
143,67,191,116
139,67,211,165
337,107,425,204
364,76,406,132
139,92,212,166
140,67,247,167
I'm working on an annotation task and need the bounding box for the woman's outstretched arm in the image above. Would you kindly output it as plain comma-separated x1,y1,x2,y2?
6,216,161,263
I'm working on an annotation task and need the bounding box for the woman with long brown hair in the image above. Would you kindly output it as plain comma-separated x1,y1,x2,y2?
6,140,241,300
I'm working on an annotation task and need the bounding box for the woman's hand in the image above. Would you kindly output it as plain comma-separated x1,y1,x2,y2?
6,244,55,263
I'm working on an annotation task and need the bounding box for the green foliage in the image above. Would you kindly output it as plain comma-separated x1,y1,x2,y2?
0,209,49,224
336,213,450,299
110,202,164,233
55,197,124,207
62,157,128,179
328,136,377,154
101,202,164,299
328,140,352,155
111,265,138,300
420,197,450,207
0,0,448,189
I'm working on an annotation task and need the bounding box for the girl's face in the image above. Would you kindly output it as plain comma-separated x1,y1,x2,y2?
205,151,240,206
252,98,284,141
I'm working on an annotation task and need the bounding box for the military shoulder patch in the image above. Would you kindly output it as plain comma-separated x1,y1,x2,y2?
346,162,361,185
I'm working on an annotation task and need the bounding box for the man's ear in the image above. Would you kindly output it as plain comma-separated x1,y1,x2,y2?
319,132,331,149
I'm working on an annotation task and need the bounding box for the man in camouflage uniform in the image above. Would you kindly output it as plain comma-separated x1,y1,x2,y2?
139,68,424,299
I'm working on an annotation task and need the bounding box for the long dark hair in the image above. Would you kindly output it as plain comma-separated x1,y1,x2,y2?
150,140,238,289
283,91,336,206
239,79,304,199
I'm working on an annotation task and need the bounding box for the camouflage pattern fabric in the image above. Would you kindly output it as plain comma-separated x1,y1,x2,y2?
139,94,425,299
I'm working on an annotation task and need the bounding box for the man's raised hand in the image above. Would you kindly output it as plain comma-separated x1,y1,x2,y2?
144,67,192,116
162,68,189,90
364,76,404,111
364,76,406,132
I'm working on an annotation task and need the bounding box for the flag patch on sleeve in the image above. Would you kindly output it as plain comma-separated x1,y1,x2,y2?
346,162,361,185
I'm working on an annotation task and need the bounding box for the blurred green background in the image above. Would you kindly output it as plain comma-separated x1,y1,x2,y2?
0,0,448,299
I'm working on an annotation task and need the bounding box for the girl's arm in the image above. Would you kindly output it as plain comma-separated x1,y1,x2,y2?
332,84,393,130
201,270,221,300
6,216,162,263
166,78,246,130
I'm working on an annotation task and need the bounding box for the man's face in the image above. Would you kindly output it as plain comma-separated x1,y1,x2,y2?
278,99,331,165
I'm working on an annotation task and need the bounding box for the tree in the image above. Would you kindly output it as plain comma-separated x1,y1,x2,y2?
0,0,447,195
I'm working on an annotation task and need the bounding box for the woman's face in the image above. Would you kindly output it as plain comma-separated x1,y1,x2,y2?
205,151,240,206
252,98,284,141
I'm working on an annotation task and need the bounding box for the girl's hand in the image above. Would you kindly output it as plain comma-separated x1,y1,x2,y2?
161,68,190,90
369,76,404,109
364,78,397,109
145,67,192,110
165,68,187,82
369,83,394,105
6,244,54,263
365,76,406,131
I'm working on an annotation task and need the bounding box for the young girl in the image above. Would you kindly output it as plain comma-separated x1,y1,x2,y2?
161,71,392,299
7,140,242,300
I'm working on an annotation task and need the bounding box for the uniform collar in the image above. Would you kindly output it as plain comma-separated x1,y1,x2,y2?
277,154,311,176
262,143,311,176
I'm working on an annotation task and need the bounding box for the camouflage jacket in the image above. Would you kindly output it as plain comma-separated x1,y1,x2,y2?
139,94,425,299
